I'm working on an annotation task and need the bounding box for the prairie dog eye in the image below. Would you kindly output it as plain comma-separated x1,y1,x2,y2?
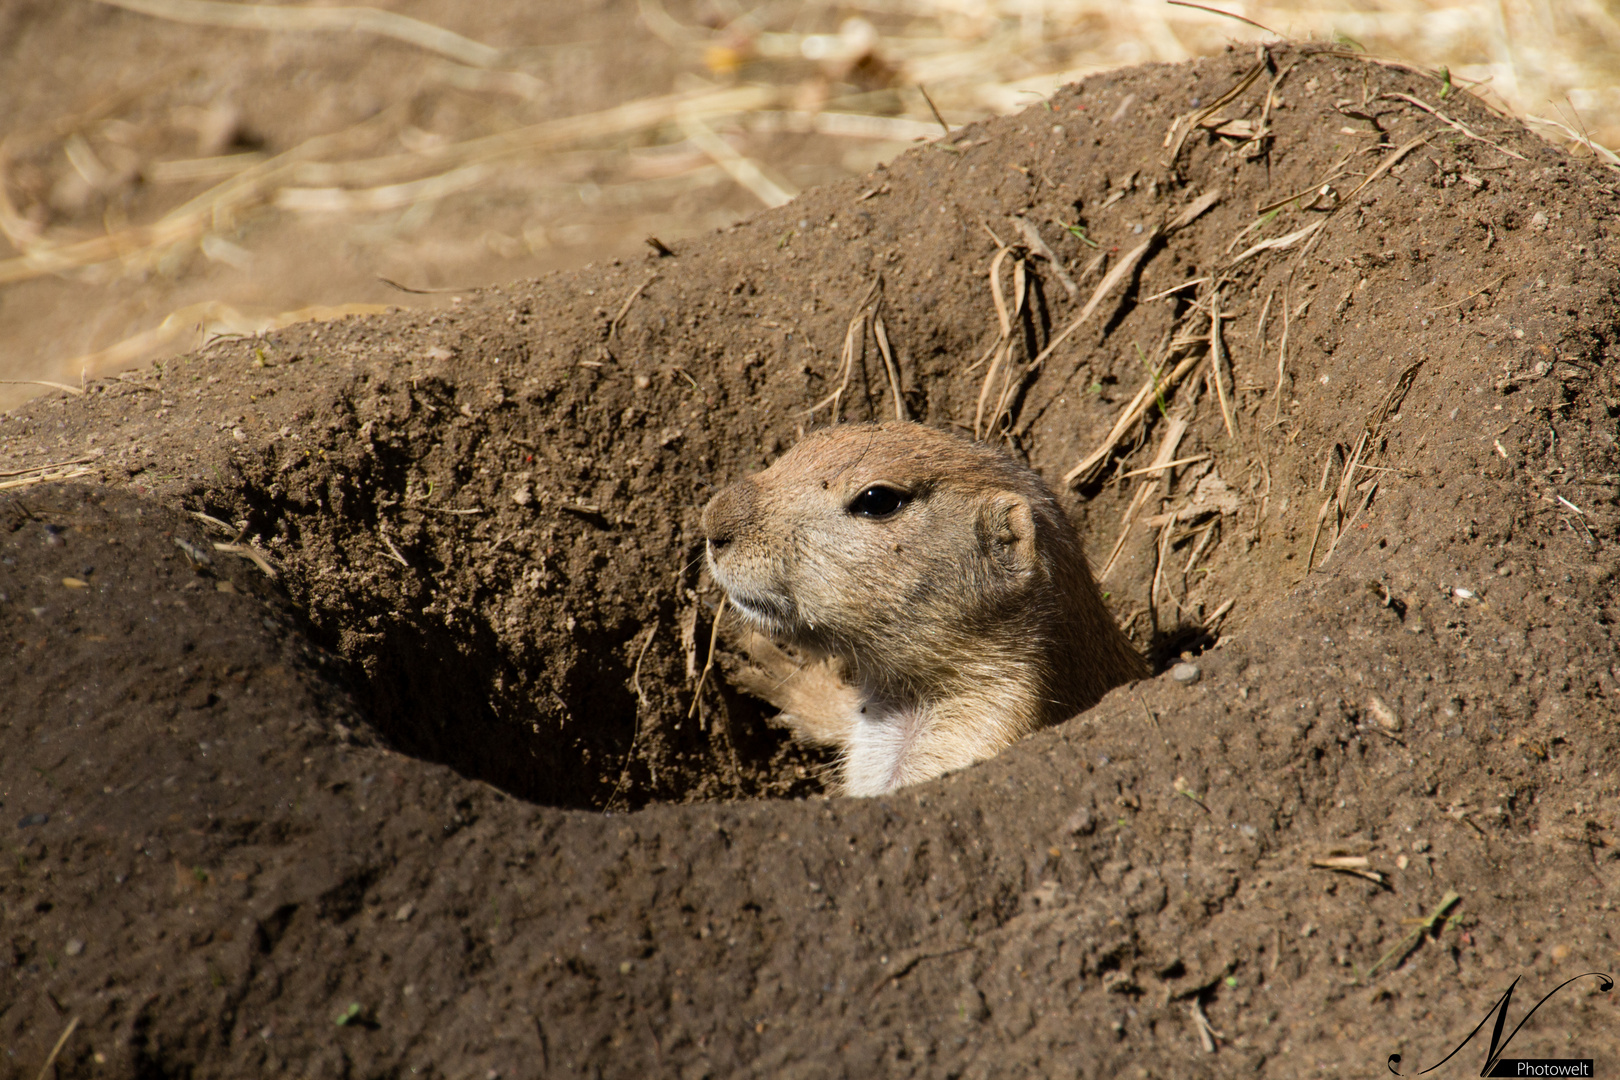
847,485,908,519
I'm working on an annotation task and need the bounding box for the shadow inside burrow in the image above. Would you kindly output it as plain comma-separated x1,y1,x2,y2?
285,586,833,811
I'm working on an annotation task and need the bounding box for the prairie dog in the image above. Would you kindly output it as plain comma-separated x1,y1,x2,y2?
701,421,1146,796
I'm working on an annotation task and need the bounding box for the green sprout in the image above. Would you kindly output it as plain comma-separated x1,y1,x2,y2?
1062,222,1100,248
1134,342,1168,417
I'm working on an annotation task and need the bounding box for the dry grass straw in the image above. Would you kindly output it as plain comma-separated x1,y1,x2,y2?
806,277,884,421
1100,418,1188,580
0,378,84,396
1305,360,1424,572
1310,854,1386,885
688,595,727,722
1366,889,1461,979
1378,91,1527,160
978,190,1217,449
1207,290,1237,441
1065,350,1203,489
678,112,797,209
212,541,280,578
0,466,95,492
94,0,505,67
607,618,662,811
872,309,906,421
33,1016,80,1080
974,243,1024,439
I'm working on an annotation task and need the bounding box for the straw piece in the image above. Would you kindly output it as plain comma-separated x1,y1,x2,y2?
974,245,1018,439
1525,115,1620,168
1344,137,1428,202
1121,453,1210,479
0,467,94,492
0,379,84,396
0,456,98,479
1208,291,1238,440
1230,220,1323,267
873,311,906,422
1379,92,1527,161
93,0,504,68
805,278,882,421
1100,418,1188,579
1065,351,1202,487
679,113,797,209
33,1016,80,1080
1026,233,1155,374
1166,58,1266,169
1012,217,1077,299
275,164,491,213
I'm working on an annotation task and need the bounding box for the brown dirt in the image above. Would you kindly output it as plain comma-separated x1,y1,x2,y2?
5,45,1620,1078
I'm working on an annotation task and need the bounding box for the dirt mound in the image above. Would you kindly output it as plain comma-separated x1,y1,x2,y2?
4,45,1620,1078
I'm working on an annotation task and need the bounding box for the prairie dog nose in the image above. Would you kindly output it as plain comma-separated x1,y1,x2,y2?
702,477,759,553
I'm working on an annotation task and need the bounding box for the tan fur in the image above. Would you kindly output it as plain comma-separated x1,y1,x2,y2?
702,421,1147,796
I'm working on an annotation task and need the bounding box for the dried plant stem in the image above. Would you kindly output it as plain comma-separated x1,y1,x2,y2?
688,596,727,721
974,245,1019,439
93,0,504,67
1379,92,1527,161
0,467,93,491
872,311,905,422
33,1016,80,1080
1064,350,1201,487
805,278,882,420
1270,284,1292,426
1100,417,1188,579
679,111,797,208
1209,291,1238,440
1028,233,1155,373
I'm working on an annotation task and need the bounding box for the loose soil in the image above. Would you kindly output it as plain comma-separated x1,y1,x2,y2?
5,45,1620,1078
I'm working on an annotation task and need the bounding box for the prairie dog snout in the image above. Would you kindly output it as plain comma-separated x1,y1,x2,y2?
702,421,1146,796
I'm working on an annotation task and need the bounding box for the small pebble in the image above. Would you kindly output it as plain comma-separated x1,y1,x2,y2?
64,939,85,957
17,813,48,828
1170,662,1201,684
1367,696,1404,733
393,902,415,922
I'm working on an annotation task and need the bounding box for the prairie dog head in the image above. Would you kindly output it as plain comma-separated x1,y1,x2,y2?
702,422,1111,702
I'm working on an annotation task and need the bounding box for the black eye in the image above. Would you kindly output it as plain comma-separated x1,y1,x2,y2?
847,485,908,518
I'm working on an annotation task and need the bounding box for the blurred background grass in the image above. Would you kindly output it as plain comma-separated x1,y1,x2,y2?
2,0,1616,411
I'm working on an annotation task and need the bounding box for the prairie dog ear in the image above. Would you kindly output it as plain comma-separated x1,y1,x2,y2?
977,489,1038,574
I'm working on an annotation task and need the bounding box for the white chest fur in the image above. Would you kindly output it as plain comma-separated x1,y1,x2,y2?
841,700,928,797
